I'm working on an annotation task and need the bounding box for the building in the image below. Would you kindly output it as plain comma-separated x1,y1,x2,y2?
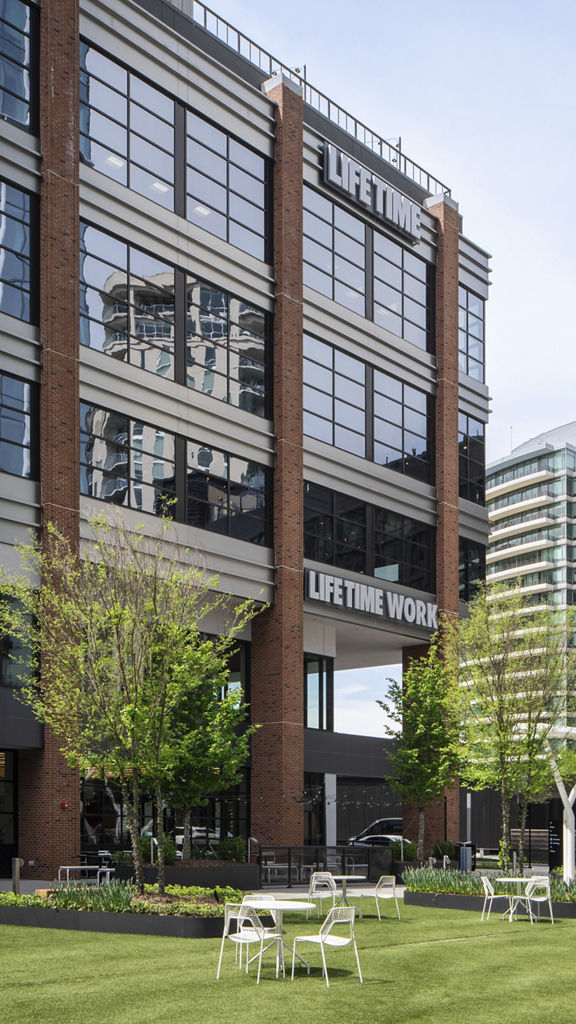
487,424,576,606
0,0,490,878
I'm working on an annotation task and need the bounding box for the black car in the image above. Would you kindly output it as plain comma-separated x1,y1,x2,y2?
349,817,403,843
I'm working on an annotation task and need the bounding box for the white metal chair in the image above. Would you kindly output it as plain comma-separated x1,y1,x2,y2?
291,906,363,988
307,871,342,917
216,904,283,983
481,876,513,921
521,877,554,925
374,875,401,920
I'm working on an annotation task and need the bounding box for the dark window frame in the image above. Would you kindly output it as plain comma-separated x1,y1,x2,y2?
303,184,434,353
79,220,270,418
304,479,436,592
0,368,38,479
0,0,38,133
304,653,334,731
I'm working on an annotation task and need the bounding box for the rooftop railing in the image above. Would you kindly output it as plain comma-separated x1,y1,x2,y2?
165,0,451,198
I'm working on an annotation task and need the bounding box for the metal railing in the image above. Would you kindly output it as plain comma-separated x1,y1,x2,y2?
165,0,451,197
259,844,393,886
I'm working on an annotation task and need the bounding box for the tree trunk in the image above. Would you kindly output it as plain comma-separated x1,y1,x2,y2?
517,795,528,876
123,777,144,894
500,786,511,872
155,782,166,895
417,808,425,861
182,807,192,861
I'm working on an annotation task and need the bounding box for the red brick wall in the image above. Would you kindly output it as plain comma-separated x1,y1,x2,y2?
427,195,460,624
19,0,82,879
400,199,462,851
250,78,305,845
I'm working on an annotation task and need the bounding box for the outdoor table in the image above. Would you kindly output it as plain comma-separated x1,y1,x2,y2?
495,876,532,921
244,898,316,973
330,874,366,917
57,865,115,884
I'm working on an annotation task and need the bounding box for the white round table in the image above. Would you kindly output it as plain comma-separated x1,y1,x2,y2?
329,874,366,916
243,899,316,972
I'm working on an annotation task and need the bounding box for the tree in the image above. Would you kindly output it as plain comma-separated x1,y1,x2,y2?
450,582,576,871
0,514,260,893
378,637,461,860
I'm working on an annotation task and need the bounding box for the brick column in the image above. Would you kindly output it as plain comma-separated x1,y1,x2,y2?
19,0,82,879
401,195,463,853
249,76,304,846
426,193,460,624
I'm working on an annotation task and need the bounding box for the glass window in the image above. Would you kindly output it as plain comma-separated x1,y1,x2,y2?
459,412,485,505
458,287,485,382
186,440,269,545
304,655,333,731
0,370,36,477
80,43,175,212
80,402,176,517
0,177,34,323
187,112,269,262
303,332,366,457
304,480,435,591
303,186,366,316
373,228,432,352
80,222,269,416
0,0,35,131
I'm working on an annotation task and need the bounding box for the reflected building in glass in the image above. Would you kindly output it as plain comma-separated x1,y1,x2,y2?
0,0,491,876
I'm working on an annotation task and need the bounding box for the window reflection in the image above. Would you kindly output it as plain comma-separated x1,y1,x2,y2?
80,43,174,211
0,0,34,131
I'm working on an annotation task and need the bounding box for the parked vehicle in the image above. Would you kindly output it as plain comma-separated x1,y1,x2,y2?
348,817,403,843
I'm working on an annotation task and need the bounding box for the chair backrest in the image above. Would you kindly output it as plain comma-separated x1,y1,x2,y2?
309,871,336,895
376,875,396,895
320,905,355,940
242,893,277,922
223,902,265,938
525,877,550,899
481,875,495,897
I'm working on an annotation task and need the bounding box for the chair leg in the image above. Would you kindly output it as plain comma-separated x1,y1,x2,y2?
216,934,226,980
353,938,363,984
376,898,381,921
291,940,297,981
320,942,330,988
395,897,401,920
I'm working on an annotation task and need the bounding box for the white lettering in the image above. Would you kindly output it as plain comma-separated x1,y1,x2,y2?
403,597,416,623
322,144,422,242
427,603,438,630
386,591,405,621
307,570,320,600
415,600,427,626
333,578,343,606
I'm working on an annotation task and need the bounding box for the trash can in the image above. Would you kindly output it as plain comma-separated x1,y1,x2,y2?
455,841,476,872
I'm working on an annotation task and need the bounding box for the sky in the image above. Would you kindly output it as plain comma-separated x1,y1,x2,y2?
203,0,576,733
208,0,576,466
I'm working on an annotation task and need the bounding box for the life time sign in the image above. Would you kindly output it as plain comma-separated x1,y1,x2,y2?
305,569,437,630
323,143,422,243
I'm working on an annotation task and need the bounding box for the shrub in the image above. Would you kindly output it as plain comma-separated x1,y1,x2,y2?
433,839,456,860
392,839,417,861
140,835,177,864
49,880,136,912
215,836,246,861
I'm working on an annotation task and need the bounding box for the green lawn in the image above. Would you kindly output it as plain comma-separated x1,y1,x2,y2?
2,903,572,1024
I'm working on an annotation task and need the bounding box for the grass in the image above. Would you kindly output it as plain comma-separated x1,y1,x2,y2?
1,902,572,1024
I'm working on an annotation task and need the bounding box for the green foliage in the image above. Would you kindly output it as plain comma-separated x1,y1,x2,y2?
49,880,136,912
448,582,576,870
379,635,460,858
433,839,456,860
0,514,261,894
392,839,417,861
140,835,177,864
0,892,48,908
403,867,485,895
215,836,246,861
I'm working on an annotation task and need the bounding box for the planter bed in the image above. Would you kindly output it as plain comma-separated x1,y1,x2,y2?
0,905,227,937
115,863,260,890
404,890,576,918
